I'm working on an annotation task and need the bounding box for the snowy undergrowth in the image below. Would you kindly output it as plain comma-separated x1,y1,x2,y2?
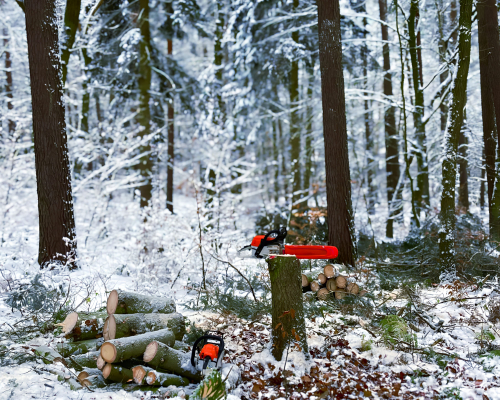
1,163,500,399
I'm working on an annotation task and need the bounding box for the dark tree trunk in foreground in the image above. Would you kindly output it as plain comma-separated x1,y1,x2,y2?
317,0,355,267
267,256,308,361
3,27,16,135
408,0,429,214
458,125,469,211
439,0,472,268
480,0,500,241
166,39,174,213
378,0,400,238
60,0,82,84
477,0,497,210
138,0,153,207
25,0,78,269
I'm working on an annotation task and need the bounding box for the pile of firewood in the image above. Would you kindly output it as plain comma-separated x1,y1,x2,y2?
35,289,227,398
302,264,366,300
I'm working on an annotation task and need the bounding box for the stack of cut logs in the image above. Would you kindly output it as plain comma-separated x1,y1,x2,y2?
302,264,363,300
37,289,224,397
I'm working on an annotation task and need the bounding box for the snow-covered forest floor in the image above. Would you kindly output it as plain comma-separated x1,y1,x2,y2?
0,171,500,400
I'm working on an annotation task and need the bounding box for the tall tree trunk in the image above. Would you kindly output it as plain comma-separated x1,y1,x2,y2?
477,0,497,209
138,0,153,207
290,0,301,207
317,0,355,267
439,0,472,268
480,0,500,241
408,0,429,215
379,0,400,238
166,39,174,213
61,0,82,85
436,0,448,133
3,27,15,134
303,64,314,197
273,120,280,203
24,0,78,269
458,123,469,211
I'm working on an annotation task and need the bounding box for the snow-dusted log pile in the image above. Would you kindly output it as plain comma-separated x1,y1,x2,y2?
34,289,234,399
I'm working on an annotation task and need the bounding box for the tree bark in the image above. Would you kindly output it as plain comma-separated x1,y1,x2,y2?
24,0,78,269
106,289,176,315
166,38,175,213
303,64,314,197
100,328,175,363
143,341,202,382
267,255,308,361
408,0,429,214
290,0,301,207
480,0,500,241
3,27,15,134
146,370,189,386
477,0,497,210
138,0,153,207
439,0,472,267
458,125,469,211
102,364,134,382
317,0,355,267
60,0,82,84
103,312,185,341
378,0,400,238
56,338,103,357
67,350,103,370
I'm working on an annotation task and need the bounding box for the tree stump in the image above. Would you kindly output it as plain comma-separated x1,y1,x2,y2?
267,255,308,361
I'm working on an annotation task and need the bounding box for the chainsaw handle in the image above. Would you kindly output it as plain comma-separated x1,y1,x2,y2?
190,335,225,368
254,227,287,258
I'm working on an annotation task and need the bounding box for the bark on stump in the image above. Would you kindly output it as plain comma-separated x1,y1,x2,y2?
143,341,202,382
103,312,185,341
107,289,176,315
267,255,308,361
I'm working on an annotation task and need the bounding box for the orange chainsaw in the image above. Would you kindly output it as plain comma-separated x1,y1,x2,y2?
239,227,338,259
191,331,225,376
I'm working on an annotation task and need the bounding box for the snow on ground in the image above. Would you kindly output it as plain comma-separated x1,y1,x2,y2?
1,172,500,399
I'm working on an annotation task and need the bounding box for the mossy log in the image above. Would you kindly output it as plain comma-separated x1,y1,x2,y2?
267,255,308,361
102,363,134,383
107,289,176,315
143,341,202,382
103,312,185,341
56,338,103,357
58,311,108,341
35,346,65,364
67,350,102,370
42,365,82,390
172,341,190,352
100,328,175,363
146,370,190,386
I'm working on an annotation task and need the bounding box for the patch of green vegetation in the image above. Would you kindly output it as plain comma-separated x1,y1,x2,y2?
184,321,206,346
360,335,372,352
379,315,417,349
439,387,462,400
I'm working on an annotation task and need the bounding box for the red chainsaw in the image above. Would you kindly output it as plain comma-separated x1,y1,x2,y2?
239,227,338,259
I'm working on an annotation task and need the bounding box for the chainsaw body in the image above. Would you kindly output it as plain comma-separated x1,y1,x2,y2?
191,332,225,376
239,228,339,260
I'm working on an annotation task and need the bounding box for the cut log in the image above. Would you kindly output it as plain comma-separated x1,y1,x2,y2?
132,365,155,385
100,328,175,363
317,288,330,301
67,350,101,370
143,341,202,382
58,311,108,341
310,281,321,292
42,365,82,390
346,282,360,295
326,279,337,292
335,275,347,289
317,273,327,285
267,255,308,361
359,289,368,297
102,363,134,383
103,312,185,341
301,274,309,287
80,374,106,388
146,370,190,386
172,341,190,352
34,346,65,364
323,264,339,278
97,355,105,370
56,338,103,357
335,289,347,300
107,289,176,315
